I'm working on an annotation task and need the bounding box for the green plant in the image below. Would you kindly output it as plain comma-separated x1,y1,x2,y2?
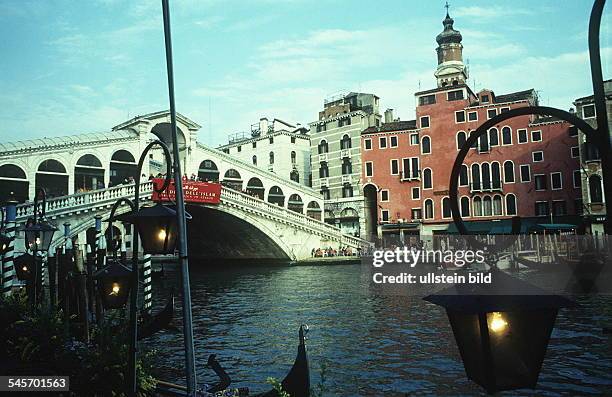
266,377,290,397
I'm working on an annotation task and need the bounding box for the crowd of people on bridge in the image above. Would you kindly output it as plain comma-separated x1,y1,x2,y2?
311,246,359,257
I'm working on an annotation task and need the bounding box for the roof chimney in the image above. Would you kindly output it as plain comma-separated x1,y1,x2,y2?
259,117,269,134
384,109,394,124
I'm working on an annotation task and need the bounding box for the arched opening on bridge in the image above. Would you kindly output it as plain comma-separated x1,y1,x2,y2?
186,205,290,260
267,186,285,206
0,164,29,203
306,201,322,220
75,154,104,192
363,183,378,241
339,207,360,237
222,169,243,191
288,194,304,213
151,123,187,172
36,159,68,198
104,225,122,253
110,150,137,186
246,177,265,200
198,160,219,182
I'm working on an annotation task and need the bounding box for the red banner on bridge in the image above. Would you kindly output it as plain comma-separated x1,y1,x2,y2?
151,178,222,204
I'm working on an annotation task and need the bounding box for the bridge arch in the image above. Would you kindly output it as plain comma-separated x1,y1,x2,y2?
288,194,303,213
246,177,265,199
75,153,105,192
36,159,68,198
0,163,29,203
222,168,243,191
267,186,285,206
198,159,219,182
151,122,187,171
306,201,321,220
110,149,137,186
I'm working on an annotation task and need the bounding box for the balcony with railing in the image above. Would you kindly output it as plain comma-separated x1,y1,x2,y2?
340,148,351,159
400,170,420,182
341,174,352,184
319,153,328,163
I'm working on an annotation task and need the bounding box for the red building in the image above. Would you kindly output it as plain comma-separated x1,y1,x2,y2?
361,11,581,242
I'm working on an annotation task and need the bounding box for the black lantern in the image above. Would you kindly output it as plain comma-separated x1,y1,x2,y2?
0,231,11,256
115,203,189,255
20,218,58,252
14,253,35,281
93,259,133,309
424,270,575,394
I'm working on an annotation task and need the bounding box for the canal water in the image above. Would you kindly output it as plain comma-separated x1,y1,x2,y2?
144,263,612,396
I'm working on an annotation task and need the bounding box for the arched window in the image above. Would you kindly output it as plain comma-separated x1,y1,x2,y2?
489,128,499,147
424,199,434,219
459,164,469,186
319,163,329,178
110,150,137,185
457,131,467,150
268,186,285,206
479,133,489,152
252,155,257,165
111,150,136,163
502,126,512,145
37,159,69,197
246,177,265,199
473,197,482,216
341,159,352,175
503,161,515,183
493,195,503,216
341,134,351,149
75,154,104,192
491,162,501,189
460,196,470,217
198,159,219,182
291,151,296,164
589,175,603,203
342,183,353,198
38,159,67,173
0,164,29,203
421,136,431,154
471,164,481,190
483,196,492,216
423,168,432,189
318,140,328,154
482,163,491,190
506,194,517,215
288,194,304,213
269,151,274,164
442,197,451,218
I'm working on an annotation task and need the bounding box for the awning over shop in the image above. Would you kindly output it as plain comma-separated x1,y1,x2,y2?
381,222,420,231
529,223,577,232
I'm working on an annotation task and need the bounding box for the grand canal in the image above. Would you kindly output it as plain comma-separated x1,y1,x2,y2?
145,263,612,396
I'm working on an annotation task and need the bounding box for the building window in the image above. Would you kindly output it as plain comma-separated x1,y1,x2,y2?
379,136,387,149
318,140,328,154
390,136,398,148
269,137,274,144
473,197,483,216
471,164,481,190
535,174,547,191
252,142,257,148
410,133,419,145
503,161,515,183
517,129,528,144
573,170,581,188
455,111,466,123
582,104,596,118
269,151,274,164
487,109,497,119
411,208,422,220
364,138,372,150
442,197,451,218
460,196,470,217
506,194,517,216
412,187,420,200
483,196,492,216
520,165,531,182
481,94,490,104
532,151,544,162
551,172,563,190
291,136,296,143
531,130,542,142
459,164,469,186
493,195,503,216
468,111,478,121
420,116,430,128
424,199,434,219
291,151,296,164
489,128,499,147
342,159,352,174
491,162,502,189
500,107,510,113
589,175,603,203
381,190,389,202
252,155,257,165
237,145,242,152
321,187,330,200
575,198,583,215
553,200,567,216
535,201,550,216
447,90,464,101
365,162,373,177
390,159,399,175
402,157,420,179
341,134,352,149
290,170,300,183
457,131,467,150
419,94,436,105
423,168,432,189
381,210,390,222
571,146,579,158
421,136,431,154
319,164,329,178
501,127,512,145
316,124,326,132
342,184,353,198
481,163,491,190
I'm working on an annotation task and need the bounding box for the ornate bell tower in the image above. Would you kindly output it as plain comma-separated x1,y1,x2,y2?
435,2,468,88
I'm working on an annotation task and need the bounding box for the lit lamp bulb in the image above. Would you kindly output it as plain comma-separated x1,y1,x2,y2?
109,282,121,296
22,266,28,272
158,229,167,241
488,312,508,333
35,237,41,246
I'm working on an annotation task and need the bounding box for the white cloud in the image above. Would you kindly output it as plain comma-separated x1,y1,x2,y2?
453,6,534,19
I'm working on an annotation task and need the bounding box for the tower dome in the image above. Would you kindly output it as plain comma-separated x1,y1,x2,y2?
434,3,468,88
436,12,463,45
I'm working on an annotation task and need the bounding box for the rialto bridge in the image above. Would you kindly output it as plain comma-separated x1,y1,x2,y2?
0,111,368,261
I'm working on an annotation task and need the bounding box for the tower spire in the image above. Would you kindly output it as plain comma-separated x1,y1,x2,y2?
445,1,450,18
434,5,468,87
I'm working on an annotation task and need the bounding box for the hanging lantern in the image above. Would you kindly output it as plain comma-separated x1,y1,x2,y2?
424,269,575,394
20,218,58,252
113,203,189,255
13,253,35,281
0,230,11,255
93,259,133,309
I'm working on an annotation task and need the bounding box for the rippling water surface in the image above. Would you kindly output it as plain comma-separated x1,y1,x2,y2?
143,263,612,396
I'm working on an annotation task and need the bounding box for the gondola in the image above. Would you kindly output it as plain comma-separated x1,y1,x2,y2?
513,254,556,271
155,325,310,397
138,292,174,341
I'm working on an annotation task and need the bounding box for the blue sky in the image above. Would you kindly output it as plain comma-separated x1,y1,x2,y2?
0,0,609,147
